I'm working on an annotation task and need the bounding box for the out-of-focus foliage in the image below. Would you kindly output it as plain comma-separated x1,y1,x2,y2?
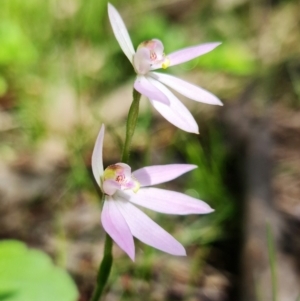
0,21,37,67
197,42,257,75
0,240,78,301
176,129,235,246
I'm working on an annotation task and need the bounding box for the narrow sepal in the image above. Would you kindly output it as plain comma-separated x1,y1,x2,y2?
151,72,223,106
167,42,221,67
117,201,186,256
133,164,197,187
108,3,135,63
101,197,135,260
147,77,199,133
92,124,105,187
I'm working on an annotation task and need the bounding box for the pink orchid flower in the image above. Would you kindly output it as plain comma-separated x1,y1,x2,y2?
108,3,223,134
92,124,214,260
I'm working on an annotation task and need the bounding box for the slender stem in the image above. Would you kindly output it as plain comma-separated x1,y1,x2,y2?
89,89,141,301
90,234,113,301
121,89,141,163
267,223,277,301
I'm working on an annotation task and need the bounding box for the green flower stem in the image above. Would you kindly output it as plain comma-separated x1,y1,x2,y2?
89,89,141,301
90,233,113,301
121,89,141,163
267,223,277,301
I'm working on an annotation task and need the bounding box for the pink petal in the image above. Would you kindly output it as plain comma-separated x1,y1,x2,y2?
151,72,223,106
128,188,214,215
117,201,186,256
147,77,199,133
107,3,135,63
133,164,197,187
101,197,135,260
166,42,221,67
134,76,170,105
116,163,132,177
133,47,151,75
92,124,105,187
103,179,120,196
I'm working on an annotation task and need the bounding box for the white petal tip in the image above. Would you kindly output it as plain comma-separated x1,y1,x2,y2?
124,248,135,261
107,3,113,10
176,249,187,256
205,100,223,106
205,207,215,214
190,126,199,135
204,96,223,106
211,42,222,48
169,243,186,256
107,2,135,62
120,244,136,261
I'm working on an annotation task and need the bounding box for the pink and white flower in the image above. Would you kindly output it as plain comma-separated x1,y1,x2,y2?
92,124,213,260
108,3,223,134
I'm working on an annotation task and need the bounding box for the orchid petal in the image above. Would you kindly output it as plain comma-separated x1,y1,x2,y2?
134,76,170,105
166,42,221,67
103,179,120,196
133,164,197,187
108,3,135,63
151,72,223,106
115,163,132,177
133,47,151,75
127,188,214,215
147,77,199,133
117,200,186,256
101,197,135,260
92,124,105,187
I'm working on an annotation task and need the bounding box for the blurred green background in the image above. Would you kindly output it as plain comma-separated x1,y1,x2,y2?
0,0,300,300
